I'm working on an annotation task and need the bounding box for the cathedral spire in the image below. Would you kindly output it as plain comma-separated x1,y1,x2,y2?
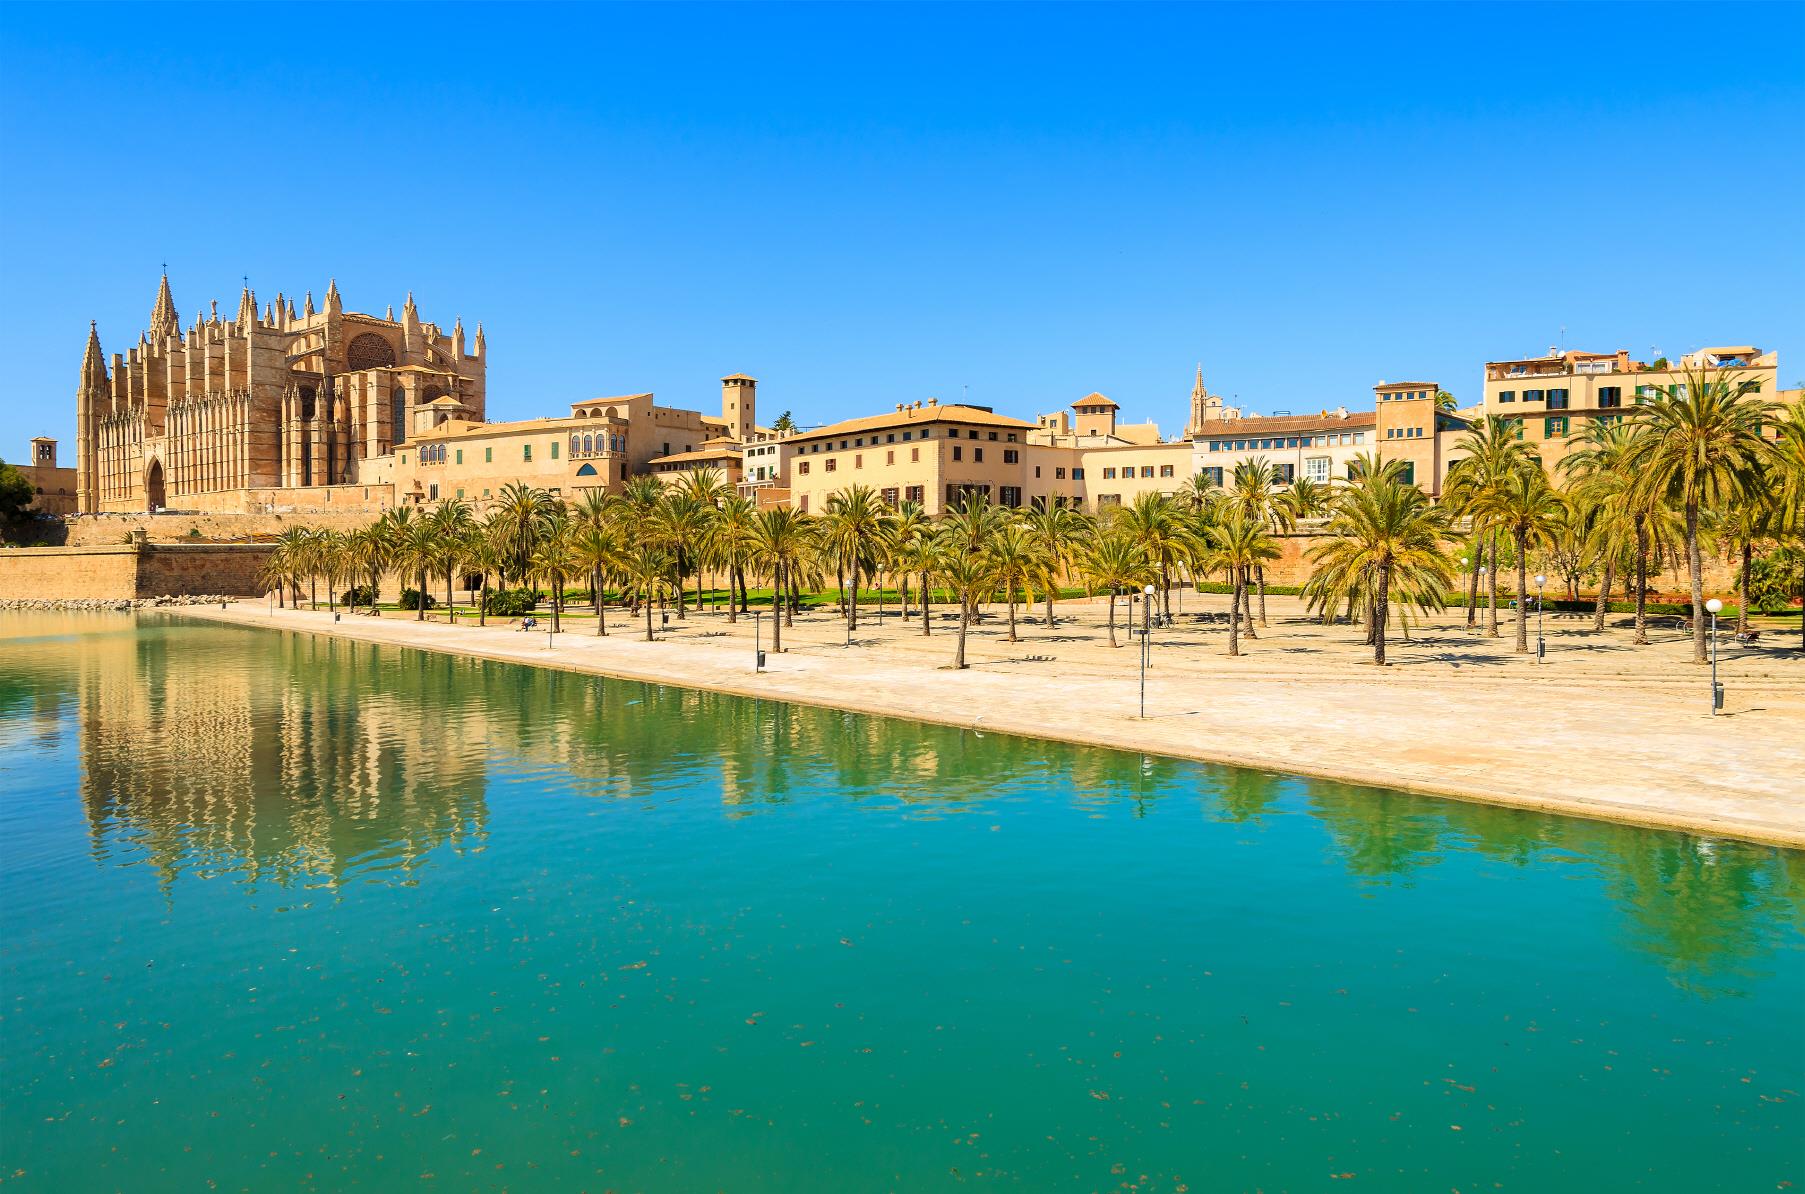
304,291,316,317
452,315,465,359
80,321,109,390
149,271,179,341
236,282,257,327
474,321,485,356
324,278,342,314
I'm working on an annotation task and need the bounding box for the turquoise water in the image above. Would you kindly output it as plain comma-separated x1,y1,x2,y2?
1,612,1800,1192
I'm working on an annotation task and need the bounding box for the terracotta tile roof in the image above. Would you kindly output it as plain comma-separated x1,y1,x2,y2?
1191,411,1377,438
793,403,1034,442
648,448,742,467
1073,392,1119,409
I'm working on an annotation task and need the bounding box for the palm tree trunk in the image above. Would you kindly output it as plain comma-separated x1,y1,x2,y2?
1256,564,1268,627
1107,592,1118,648
1161,563,1172,620
479,575,489,627
1373,563,1390,666
1241,567,1259,640
446,568,454,618
1465,555,1479,628
1633,517,1650,645
1007,593,1018,642
1686,501,1707,665
1737,542,1752,637
1045,587,1057,630
416,569,426,621
1593,557,1614,633
770,566,785,652
1486,533,1500,637
921,572,932,636
552,581,562,633
954,597,970,668
849,561,859,631
1514,529,1529,653
901,574,911,622
785,574,797,627
645,589,655,641
1227,580,1241,657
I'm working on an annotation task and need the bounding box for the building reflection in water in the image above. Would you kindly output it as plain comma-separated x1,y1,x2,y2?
22,610,1800,997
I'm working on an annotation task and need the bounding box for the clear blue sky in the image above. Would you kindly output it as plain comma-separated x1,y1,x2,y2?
2,2,1801,458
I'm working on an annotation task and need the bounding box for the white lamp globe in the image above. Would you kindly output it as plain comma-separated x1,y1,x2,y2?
1144,585,1155,595
1535,574,1546,586
1706,598,1723,614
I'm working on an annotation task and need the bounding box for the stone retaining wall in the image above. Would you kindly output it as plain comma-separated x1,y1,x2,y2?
0,543,275,600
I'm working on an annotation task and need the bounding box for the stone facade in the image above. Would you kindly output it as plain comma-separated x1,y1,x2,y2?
12,437,79,516
77,276,484,514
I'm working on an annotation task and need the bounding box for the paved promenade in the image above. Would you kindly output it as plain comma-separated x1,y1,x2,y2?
182,594,1805,848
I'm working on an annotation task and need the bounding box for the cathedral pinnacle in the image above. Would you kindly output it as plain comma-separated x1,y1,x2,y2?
80,321,109,390
149,271,179,341
324,278,342,313
237,283,257,327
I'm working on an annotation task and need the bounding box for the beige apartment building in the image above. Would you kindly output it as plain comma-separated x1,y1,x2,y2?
1480,345,1781,470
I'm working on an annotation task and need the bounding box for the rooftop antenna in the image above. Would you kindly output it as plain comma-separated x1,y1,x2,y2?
1560,325,1566,352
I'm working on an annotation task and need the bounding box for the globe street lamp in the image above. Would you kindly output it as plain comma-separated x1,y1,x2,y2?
1534,573,1547,662
1476,564,1488,634
1460,557,1471,631
1705,597,1724,715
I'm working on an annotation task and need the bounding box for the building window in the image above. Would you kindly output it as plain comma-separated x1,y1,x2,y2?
1071,468,1084,480
905,485,923,504
1547,389,1569,410
855,454,863,469
825,458,837,472
523,444,533,462
1599,387,1621,408
1159,464,1175,478
485,447,493,463
911,447,920,463
953,446,963,461
1545,416,1569,438
455,448,463,464
1003,449,1019,464
456,488,464,499
1102,467,1116,479
551,441,560,459
1140,466,1153,478
1524,389,1545,403
428,482,440,501
1497,390,1515,403
1055,466,1067,479
999,486,1022,507
1097,494,1122,508
974,448,984,462
798,461,810,476
1397,462,1416,486
886,450,894,465
1305,456,1330,483
881,487,899,506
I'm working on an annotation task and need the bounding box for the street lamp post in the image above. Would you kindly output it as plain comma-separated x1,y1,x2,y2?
1139,583,1154,718
1534,573,1546,662
1476,565,1488,633
1706,598,1723,715
754,610,765,672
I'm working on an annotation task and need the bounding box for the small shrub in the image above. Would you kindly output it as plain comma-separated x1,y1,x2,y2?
483,588,538,617
342,584,378,607
399,588,438,611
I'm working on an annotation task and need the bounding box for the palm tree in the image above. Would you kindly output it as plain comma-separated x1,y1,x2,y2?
392,517,440,621
1445,416,1537,637
464,526,505,627
570,522,620,636
1078,531,1151,648
345,523,390,612
1768,403,1805,650
1471,466,1565,653
1305,475,1451,665
1114,491,1184,619
1562,418,1646,634
1205,514,1280,657
1625,368,1776,663
651,490,711,619
940,548,1000,670
530,523,577,633
428,498,474,613
890,515,943,635
705,494,759,621
820,484,890,630
618,540,673,642
985,522,1049,643
267,526,311,608
1021,502,1091,629
748,507,812,648
489,482,556,587
1227,458,1291,626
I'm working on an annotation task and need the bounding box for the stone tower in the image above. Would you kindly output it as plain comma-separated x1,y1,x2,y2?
721,374,757,443
1185,364,1240,435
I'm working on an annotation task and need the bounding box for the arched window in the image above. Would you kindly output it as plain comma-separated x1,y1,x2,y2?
299,386,317,421
581,434,592,455
576,463,598,477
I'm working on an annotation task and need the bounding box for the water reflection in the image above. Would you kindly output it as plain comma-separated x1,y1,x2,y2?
2,610,1800,997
